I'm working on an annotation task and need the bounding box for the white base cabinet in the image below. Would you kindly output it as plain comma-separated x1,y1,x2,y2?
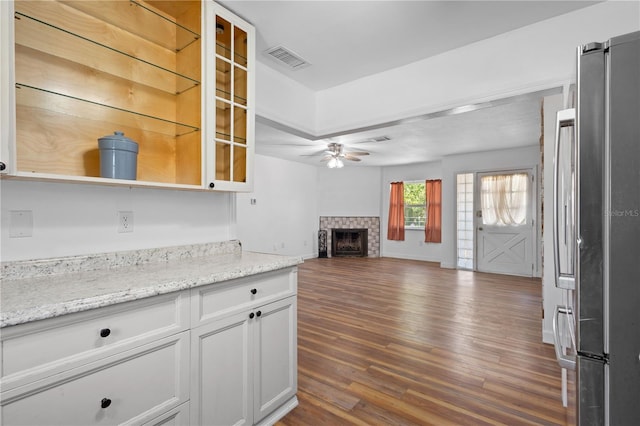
0,293,191,426
190,269,298,426
253,296,297,423
191,296,297,426
0,267,298,426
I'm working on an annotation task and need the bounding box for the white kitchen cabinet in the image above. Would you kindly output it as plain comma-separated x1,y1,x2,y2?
1,292,190,392
0,0,254,192
142,402,190,426
0,266,298,426
190,268,298,425
0,293,191,425
1,332,190,426
191,310,252,426
252,296,297,424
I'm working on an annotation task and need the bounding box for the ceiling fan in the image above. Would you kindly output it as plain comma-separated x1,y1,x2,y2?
319,142,369,168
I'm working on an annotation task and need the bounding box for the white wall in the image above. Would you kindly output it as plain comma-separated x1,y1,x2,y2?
236,154,318,258
314,1,640,134
0,180,233,262
317,166,382,217
380,162,443,262
255,62,317,134
440,145,541,269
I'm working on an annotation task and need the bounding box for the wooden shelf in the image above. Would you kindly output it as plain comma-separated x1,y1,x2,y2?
15,10,200,95
34,0,200,52
16,83,200,137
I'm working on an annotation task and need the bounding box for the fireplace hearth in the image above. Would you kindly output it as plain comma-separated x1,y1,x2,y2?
332,229,368,257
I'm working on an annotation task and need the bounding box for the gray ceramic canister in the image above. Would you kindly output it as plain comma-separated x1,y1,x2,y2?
98,131,139,180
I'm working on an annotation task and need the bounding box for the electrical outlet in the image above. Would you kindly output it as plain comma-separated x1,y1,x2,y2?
118,211,133,233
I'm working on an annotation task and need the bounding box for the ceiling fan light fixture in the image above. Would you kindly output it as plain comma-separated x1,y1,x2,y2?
327,157,344,169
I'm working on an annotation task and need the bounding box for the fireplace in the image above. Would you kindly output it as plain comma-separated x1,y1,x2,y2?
331,229,368,257
320,216,380,258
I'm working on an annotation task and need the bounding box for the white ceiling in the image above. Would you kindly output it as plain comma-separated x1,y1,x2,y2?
219,0,598,167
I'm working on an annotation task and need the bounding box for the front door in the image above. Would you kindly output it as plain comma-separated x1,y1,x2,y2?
476,170,535,276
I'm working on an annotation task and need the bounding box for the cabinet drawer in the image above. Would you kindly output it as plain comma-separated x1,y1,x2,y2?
142,401,190,426
0,332,189,426
193,268,296,325
1,292,189,391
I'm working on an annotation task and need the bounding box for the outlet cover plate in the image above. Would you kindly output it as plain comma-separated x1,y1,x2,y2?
118,211,133,233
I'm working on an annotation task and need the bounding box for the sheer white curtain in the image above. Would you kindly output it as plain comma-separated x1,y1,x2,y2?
480,173,528,226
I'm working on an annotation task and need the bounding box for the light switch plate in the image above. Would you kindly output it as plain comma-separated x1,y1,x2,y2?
9,210,33,238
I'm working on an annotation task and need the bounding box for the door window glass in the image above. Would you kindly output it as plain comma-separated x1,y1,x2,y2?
480,173,528,226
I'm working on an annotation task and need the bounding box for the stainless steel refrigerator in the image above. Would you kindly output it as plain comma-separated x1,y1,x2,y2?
553,30,640,425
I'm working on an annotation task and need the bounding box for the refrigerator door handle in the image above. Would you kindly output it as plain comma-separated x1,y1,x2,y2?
553,305,576,370
553,108,577,290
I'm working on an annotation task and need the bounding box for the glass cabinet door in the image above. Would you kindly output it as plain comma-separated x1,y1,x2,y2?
209,4,254,191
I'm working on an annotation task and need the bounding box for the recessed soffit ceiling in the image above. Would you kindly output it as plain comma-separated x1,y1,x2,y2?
218,1,599,167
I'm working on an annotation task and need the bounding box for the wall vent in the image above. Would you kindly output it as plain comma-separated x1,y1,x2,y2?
264,45,310,70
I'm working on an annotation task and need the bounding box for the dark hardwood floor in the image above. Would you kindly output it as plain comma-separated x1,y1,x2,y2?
277,257,576,426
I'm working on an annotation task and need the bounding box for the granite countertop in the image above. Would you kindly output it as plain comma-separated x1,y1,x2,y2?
0,241,303,328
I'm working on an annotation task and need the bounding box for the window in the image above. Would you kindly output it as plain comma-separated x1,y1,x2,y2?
456,173,474,269
480,172,528,226
404,181,426,228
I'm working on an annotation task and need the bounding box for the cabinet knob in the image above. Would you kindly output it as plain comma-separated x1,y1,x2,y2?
0,162,5,171
250,288,257,295
256,311,262,317
249,312,255,319
99,328,111,338
101,398,112,409
209,182,215,189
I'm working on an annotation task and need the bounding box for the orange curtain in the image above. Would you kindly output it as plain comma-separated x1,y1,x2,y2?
425,179,442,243
387,182,405,241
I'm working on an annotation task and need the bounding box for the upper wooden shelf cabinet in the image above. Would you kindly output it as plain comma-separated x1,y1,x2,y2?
0,0,255,192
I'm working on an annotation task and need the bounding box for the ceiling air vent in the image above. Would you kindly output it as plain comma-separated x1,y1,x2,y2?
353,136,391,144
264,45,310,70
371,136,391,142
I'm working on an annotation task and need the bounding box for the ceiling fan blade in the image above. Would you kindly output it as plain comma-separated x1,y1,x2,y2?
320,155,332,162
343,155,362,162
345,150,369,156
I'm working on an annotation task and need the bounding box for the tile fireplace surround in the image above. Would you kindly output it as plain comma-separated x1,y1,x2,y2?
319,216,380,257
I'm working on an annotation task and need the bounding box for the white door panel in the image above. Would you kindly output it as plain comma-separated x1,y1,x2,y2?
476,170,535,277
477,227,532,275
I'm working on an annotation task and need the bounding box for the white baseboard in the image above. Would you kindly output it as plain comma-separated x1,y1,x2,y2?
382,253,441,263
543,328,555,345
